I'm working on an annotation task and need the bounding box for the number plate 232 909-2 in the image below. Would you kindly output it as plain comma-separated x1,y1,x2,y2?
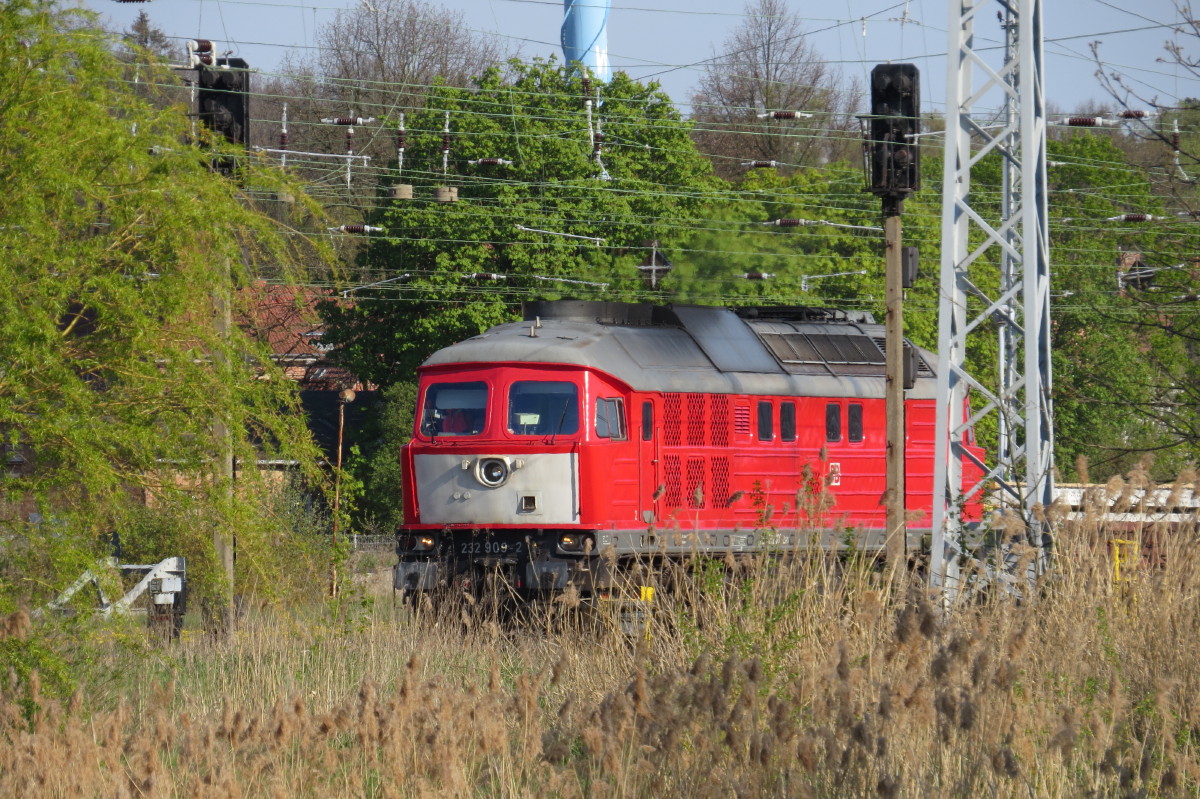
459,539,524,556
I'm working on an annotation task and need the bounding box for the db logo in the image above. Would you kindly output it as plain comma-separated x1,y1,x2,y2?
827,462,841,486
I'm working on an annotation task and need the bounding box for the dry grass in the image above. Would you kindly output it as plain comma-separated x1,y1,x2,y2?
4,490,1200,797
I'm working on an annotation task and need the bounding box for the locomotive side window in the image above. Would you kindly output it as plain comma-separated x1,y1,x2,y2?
757,400,773,441
641,401,653,441
508,381,579,436
848,403,864,443
780,401,796,442
420,381,487,437
595,398,627,440
825,403,842,443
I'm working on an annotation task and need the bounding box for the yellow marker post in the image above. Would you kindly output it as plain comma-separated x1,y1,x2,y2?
637,585,654,641
1110,538,1138,585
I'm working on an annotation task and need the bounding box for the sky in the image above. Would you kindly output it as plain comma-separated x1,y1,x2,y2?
79,0,1198,117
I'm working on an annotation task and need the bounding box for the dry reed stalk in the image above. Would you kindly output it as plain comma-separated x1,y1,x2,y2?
5,483,1200,796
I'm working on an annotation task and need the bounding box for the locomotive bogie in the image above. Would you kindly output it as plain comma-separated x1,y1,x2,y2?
394,529,598,594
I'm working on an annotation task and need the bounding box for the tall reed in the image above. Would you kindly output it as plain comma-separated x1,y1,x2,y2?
3,482,1198,797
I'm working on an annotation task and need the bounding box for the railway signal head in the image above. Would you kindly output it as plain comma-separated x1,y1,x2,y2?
867,63,920,198
198,58,250,149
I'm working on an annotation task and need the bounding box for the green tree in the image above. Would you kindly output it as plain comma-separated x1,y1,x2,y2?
1039,133,1198,478
916,131,1193,479
667,157,955,354
0,1,329,612
319,59,718,386
947,130,1198,480
669,165,882,307
346,382,418,533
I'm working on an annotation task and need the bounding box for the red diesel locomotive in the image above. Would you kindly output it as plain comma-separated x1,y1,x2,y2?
394,300,985,596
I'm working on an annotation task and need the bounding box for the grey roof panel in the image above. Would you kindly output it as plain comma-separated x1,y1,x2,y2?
611,327,716,371
420,304,939,400
669,305,783,374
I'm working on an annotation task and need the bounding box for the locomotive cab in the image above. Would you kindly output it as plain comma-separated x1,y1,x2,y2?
397,360,633,597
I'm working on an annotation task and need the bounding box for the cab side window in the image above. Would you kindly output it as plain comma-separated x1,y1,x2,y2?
595,397,627,440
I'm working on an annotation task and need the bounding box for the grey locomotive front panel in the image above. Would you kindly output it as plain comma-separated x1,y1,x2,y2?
413,452,580,525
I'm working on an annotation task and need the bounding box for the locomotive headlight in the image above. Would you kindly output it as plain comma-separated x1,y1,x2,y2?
557,533,590,553
475,457,510,488
412,535,436,552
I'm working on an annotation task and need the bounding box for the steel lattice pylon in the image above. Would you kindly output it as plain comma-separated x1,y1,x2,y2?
930,0,1054,597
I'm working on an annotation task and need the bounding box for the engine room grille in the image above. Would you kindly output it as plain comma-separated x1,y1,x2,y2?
686,457,705,509
664,455,682,508
710,395,730,446
664,394,683,446
686,393,706,446
712,456,731,508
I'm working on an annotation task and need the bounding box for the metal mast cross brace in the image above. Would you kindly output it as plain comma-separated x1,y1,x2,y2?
931,0,1054,600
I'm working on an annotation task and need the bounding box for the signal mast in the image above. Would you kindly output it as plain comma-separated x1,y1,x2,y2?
865,62,921,567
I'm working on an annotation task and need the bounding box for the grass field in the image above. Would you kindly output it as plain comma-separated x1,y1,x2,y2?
3,502,1199,798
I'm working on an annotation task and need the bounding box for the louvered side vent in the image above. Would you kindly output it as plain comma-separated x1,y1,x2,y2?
664,455,682,508
710,395,730,446
712,456,731,508
734,405,752,435
872,337,935,376
686,457,706,509
761,332,885,366
687,393,706,446
664,393,683,446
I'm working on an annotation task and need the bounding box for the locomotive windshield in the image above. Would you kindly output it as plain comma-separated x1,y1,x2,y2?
507,381,579,436
420,381,487,437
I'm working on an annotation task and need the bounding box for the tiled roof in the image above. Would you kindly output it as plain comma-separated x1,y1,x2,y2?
240,281,330,359
240,282,372,391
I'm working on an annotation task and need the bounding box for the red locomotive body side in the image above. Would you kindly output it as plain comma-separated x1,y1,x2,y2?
401,367,984,538
394,301,987,596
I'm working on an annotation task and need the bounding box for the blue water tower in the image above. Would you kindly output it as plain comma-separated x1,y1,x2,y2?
561,0,610,81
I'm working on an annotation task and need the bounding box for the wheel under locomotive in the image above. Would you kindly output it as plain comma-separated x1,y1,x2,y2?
394,300,985,598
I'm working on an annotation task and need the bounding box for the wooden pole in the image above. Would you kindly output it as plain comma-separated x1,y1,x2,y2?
331,400,344,597
331,388,356,597
884,200,907,564
212,264,235,634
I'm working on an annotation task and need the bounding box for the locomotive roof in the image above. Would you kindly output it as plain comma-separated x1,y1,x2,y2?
421,301,938,400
